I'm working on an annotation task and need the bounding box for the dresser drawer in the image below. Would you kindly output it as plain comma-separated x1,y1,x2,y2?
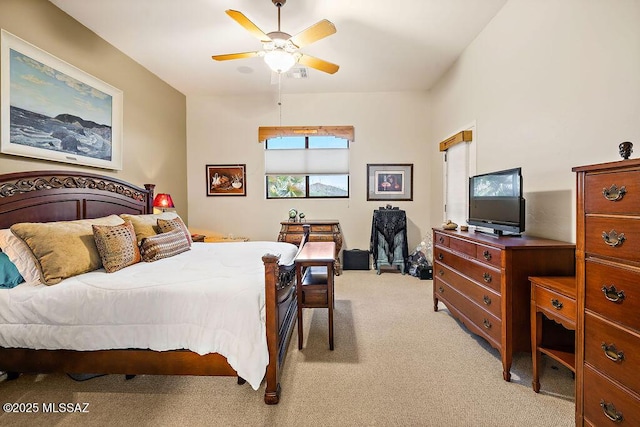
585,217,640,262
585,260,640,331
283,224,305,232
435,248,501,293
583,365,640,426
434,232,450,247
434,280,502,347
282,234,304,245
434,262,502,319
449,237,476,258
534,285,576,326
585,170,640,215
475,244,502,268
310,225,335,233
585,313,640,394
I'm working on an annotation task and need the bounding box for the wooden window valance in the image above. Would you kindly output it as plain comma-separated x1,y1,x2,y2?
258,126,355,143
438,130,472,152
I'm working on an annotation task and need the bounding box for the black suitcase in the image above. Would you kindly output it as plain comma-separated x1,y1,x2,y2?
343,249,370,270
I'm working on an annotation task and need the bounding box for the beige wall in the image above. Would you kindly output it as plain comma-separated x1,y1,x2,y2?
187,91,431,251
428,0,640,243
0,0,187,218
12,0,634,250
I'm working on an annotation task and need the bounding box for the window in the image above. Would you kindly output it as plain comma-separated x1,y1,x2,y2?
441,128,475,226
262,126,353,199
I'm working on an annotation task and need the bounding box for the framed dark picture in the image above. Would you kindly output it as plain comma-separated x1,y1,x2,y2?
1,30,123,170
367,163,413,201
206,164,246,196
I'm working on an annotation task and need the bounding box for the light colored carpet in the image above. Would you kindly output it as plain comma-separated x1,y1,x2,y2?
0,271,575,426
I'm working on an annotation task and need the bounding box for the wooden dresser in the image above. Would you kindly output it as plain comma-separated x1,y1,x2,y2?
573,159,640,426
278,220,343,274
432,229,575,381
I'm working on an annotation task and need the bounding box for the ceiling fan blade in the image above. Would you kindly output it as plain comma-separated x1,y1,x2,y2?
211,51,261,61
289,19,336,48
225,10,271,42
298,54,339,74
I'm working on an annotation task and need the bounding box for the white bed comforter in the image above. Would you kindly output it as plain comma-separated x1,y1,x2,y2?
0,241,298,390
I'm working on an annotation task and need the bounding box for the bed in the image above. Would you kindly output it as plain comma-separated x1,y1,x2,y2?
0,170,302,404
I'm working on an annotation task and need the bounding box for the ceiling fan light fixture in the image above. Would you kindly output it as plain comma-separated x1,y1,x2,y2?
214,4,338,75
264,49,299,73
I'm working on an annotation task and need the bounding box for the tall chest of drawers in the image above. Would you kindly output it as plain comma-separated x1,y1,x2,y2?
573,159,640,426
432,229,575,382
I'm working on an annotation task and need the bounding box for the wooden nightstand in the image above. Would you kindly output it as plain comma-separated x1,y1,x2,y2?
190,234,206,243
529,276,577,393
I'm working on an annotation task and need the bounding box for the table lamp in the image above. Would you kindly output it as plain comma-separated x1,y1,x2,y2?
153,193,174,213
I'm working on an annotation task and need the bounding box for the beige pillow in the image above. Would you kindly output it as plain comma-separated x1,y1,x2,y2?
93,221,141,273
10,215,124,285
140,229,190,262
120,212,178,242
157,217,193,247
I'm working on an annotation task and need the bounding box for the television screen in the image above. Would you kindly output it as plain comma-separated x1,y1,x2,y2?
468,168,525,235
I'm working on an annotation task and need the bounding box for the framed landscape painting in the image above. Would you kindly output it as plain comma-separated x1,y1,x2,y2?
367,163,413,201
0,30,123,170
206,164,246,196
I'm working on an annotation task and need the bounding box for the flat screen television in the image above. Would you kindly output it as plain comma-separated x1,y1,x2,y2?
468,167,525,236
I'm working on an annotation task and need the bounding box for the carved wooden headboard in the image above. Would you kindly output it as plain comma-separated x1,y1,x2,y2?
0,171,153,229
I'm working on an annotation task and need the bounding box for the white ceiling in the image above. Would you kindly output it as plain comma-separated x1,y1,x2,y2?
49,0,507,97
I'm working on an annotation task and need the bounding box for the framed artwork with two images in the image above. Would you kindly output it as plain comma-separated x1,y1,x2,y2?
1,30,123,170
206,164,246,196
367,163,413,201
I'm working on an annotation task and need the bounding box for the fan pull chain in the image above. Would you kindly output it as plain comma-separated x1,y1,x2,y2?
278,73,283,126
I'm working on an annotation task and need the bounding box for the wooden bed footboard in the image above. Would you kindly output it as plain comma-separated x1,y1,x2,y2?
0,170,302,405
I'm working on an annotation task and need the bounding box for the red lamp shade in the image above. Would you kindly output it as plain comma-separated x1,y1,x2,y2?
153,193,174,209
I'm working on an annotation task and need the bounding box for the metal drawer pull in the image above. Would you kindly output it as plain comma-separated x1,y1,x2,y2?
483,250,492,261
483,295,491,305
602,230,625,247
439,236,445,244
551,299,563,310
601,343,625,363
482,272,492,283
438,253,444,260
602,184,626,202
601,285,626,303
438,269,444,276
483,319,492,329
438,286,444,293
600,400,624,423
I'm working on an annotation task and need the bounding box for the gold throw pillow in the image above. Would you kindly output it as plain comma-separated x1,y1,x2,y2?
10,215,124,285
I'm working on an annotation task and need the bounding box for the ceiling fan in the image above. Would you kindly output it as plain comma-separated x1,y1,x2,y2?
211,0,339,75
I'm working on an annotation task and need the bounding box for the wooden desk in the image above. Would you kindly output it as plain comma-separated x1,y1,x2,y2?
279,220,343,275
529,276,577,393
295,241,336,350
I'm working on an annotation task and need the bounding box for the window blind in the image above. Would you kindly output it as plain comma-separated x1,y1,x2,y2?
264,148,349,175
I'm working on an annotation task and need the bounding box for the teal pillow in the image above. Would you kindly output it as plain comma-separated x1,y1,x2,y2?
0,252,24,289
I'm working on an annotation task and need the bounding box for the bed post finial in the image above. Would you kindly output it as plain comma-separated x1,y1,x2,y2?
144,184,155,214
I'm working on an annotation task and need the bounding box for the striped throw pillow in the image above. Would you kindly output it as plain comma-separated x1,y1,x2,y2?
157,217,193,247
140,228,190,262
